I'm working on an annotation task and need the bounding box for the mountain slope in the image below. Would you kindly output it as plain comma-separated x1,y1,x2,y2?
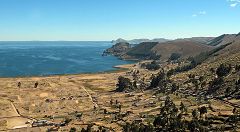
184,37,215,44
151,39,213,60
124,42,159,59
172,34,240,97
207,34,236,46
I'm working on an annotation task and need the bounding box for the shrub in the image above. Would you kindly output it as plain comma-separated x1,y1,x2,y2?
167,69,175,77
171,83,179,93
208,77,224,94
236,65,240,72
70,127,77,132
199,106,208,117
169,53,181,61
145,61,160,70
149,71,167,88
116,76,135,92
216,64,232,77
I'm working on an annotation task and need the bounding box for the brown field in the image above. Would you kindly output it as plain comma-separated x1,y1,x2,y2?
0,63,237,131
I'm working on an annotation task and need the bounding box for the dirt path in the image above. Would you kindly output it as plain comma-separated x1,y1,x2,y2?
10,102,20,116
80,85,98,108
66,81,99,108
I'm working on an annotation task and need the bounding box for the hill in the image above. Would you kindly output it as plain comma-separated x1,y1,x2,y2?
207,34,236,46
123,42,160,60
103,42,131,57
183,37,215,44
111,38,169,44
171,33,240,98
151,39,213,60
105,38,215,61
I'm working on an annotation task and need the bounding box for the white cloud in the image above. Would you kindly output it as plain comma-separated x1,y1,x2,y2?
228,0,240,2
227,0,240,7
199,11,207,15
192,11,206,17
192,14,197,17
230,3,238,7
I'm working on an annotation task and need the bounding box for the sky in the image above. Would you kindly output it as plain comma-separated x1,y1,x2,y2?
0,0,239,41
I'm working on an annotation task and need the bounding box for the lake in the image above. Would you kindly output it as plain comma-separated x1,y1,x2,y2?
0,41,133,77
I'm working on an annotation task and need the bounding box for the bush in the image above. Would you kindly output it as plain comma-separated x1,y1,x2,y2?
208,77,224,94
216,64,232,77
116,76,135,92
144,61,160,70
167,69,175,77
70,127,77,132
199,106,208,117
236,65,240,72
149,71,167,88
169,53,181,61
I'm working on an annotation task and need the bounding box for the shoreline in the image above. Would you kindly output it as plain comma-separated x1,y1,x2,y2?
0,63,136,79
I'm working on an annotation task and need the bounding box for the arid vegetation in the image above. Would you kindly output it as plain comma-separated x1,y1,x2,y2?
1,33,240,131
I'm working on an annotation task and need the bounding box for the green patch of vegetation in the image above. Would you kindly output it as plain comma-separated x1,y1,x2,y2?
216,64,232,77
116,76,137,92
169,53,181,61
141,61,160,71
149,70,179,94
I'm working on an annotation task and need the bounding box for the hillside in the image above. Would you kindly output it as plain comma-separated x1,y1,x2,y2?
151,39,213,60
124,42,160,60
183,37,215,44
171,34,240,97
207,34,236,46
106,37,215,61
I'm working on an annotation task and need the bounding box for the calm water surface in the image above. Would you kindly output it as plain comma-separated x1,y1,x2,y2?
0,41,133,77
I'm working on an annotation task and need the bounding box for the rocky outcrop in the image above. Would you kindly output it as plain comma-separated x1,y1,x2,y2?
103,42,131,57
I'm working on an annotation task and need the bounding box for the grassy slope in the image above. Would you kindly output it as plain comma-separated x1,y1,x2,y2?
151,40,213,60
172,35,240,96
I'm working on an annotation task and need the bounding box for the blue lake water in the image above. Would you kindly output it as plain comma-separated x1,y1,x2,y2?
0,41,133,77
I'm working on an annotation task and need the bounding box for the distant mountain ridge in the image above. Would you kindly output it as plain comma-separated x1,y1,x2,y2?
105,36,216,61
111,38,170,44
105,33,240,61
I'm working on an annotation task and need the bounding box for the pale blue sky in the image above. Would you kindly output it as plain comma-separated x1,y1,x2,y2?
0,0,239,41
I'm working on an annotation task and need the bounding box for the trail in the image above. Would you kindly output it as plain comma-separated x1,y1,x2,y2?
66,81,99,108
80,85,98,108
214,98,240,108
10,102,20,116
17,95,23,104
0,116,20,120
